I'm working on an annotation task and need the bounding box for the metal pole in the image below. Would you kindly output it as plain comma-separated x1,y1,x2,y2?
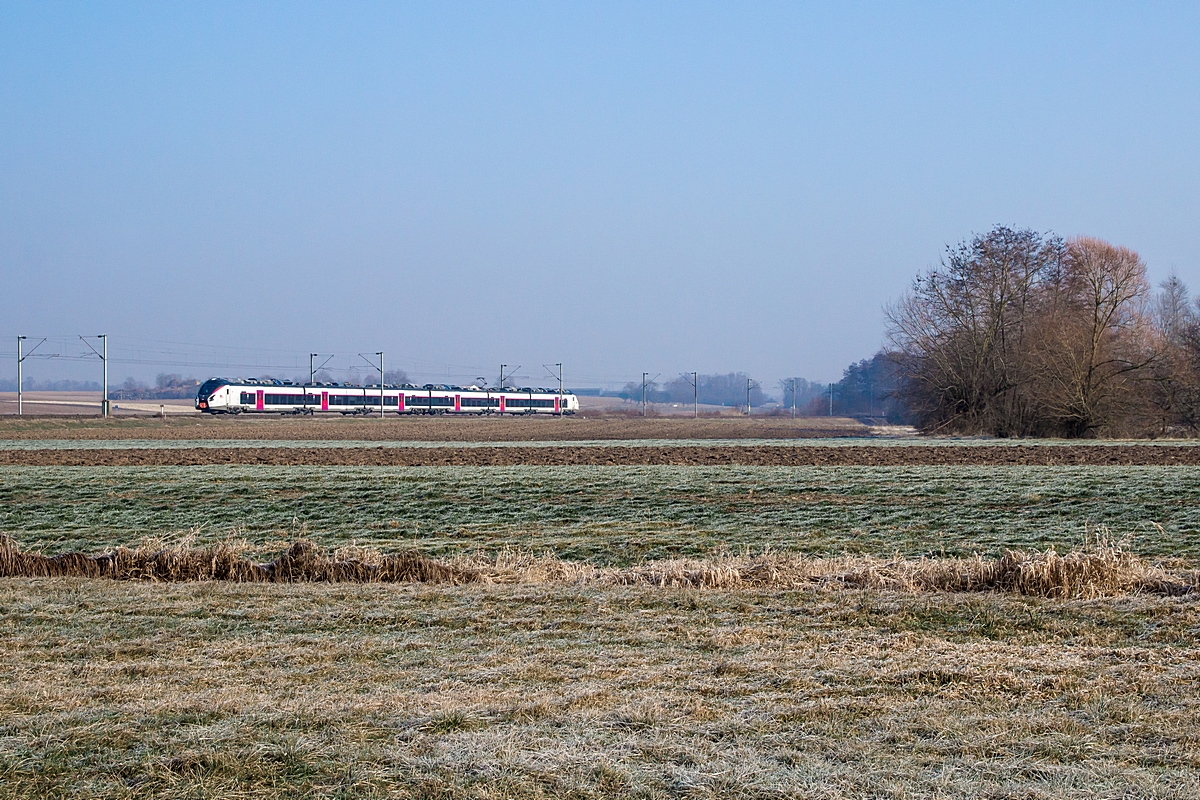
500,364,506,388
829,383,833,416
693,372,698,419
556,363,562,415
16,336,24,416
307,353,317,413
100,334,108,418
791,378,796,419
642,372,648,417
746,379,752,416
378,352,384,418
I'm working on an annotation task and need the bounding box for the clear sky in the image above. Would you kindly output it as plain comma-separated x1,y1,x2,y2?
2,2,1198,391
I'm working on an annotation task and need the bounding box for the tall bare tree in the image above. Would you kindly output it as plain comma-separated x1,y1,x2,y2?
886,226,1064,435
885,227,1174,436
1027,237,1153,436
1145,275,1200,433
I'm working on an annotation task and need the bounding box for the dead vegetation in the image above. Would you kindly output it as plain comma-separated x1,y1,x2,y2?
2,575,1198,799
2,534,1194,599
0,536,471,585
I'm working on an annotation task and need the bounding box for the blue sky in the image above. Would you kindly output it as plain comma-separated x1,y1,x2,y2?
2,2,1198,390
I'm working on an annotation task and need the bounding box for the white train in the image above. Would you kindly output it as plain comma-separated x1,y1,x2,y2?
195,378,578,415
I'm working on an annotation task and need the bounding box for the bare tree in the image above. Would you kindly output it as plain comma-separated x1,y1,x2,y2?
1026,237,1153,436
1154,273,1193,339
886,226,1064,435
888,228,1167,436
1144,275,1200,433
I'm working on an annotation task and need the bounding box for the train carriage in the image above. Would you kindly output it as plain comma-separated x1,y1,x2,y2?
196,378,577,416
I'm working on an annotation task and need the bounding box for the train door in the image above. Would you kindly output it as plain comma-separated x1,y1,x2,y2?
256,389,264,411
321,391,329,411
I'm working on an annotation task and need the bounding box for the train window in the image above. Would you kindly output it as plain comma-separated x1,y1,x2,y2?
200,379,225,396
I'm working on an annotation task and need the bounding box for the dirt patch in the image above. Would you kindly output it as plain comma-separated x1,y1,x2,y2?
0,415,869,442
5,444,1200,466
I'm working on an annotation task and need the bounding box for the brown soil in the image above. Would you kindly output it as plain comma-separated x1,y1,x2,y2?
5,444,1200,466
0,415,869,441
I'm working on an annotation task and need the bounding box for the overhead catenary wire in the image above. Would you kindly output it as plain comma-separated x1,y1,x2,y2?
1,335,507,382
5,333,710,397
77,335,108,417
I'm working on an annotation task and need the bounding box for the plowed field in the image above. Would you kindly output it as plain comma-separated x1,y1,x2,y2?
4,443,1200,466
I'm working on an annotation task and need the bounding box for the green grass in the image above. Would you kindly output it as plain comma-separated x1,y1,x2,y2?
2,465,1198,562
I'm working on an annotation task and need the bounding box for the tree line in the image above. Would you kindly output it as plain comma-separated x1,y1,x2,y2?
885,224,1200,437
612,368,911,419
0,378,103,392
619,373,768,408
789,355,910,421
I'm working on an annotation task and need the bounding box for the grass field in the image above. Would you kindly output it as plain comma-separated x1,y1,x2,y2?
2,578,1198,799
1,465,1198,561
3,423,1200,798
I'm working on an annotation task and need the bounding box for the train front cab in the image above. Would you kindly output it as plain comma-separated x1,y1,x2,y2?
196,378,231,412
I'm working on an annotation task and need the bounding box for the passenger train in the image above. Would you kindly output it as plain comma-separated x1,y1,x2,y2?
195,377,578,415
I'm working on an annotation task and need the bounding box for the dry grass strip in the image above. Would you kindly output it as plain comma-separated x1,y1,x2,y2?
0,536,469,585
1,535,1194,598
